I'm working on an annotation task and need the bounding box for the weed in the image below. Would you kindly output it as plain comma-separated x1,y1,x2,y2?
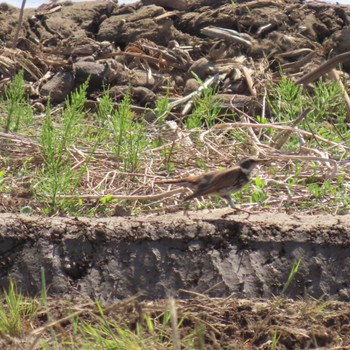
155,81,171,126
251,176,267,203
0,279,38,337
1,70,33,132
281,258,301,295
36,81,89,214
110,93,148,173
269,329,281,350
185,83,221,129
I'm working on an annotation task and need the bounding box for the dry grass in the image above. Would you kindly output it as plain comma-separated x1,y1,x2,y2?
1,293,348,349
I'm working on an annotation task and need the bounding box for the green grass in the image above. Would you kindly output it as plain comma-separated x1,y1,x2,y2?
185,84,222,129
35,81,89,215
268,75,349,151
0,70,349,215
0,279,38,337
110,93,148,173
1,70,33,133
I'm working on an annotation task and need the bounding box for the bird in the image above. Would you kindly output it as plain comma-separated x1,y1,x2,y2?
158,157,268,209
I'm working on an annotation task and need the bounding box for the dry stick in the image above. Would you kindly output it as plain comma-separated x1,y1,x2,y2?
270,155,337,179
28,308,90,350
201,26,253,47
0,132,40,148
241,66,257,97
328,68,350,125
273,108,311,150
12,0,26,49
56,187,185,200
28,295,142,350
241,0,284,8
181,74,220,116
198,131,228,158
296,51,350,85
202,123,339,177
278,48,314,59
227,102,265,155
281,52,316,72
230,103,267,154
207,122,350,151
168,298,181,350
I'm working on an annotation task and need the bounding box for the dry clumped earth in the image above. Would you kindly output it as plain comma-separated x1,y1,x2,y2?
1,0,350,348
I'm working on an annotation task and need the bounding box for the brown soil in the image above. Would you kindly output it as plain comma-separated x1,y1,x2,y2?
1,0,350,348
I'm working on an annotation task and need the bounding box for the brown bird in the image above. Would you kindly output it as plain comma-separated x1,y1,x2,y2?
158,157,267,208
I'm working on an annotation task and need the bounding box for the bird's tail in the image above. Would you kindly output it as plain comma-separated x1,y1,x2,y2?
155,179,192,187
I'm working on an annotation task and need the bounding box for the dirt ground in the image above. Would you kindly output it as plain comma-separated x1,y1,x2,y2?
1,0,350,348
1,211,350,348
0,211,349,301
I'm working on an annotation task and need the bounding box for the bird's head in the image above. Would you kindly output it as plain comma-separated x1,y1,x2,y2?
238,157,268,174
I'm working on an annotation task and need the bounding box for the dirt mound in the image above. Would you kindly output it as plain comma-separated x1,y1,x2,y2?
1,0,350,108
1,211,349,301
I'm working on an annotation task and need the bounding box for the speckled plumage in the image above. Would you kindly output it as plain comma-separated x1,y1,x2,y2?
160,157,267,208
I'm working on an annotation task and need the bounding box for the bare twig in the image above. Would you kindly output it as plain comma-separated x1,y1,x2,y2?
56,188,185,201
327,68,350,124
296,51,350,85
273,108,311,150
12,0,26,49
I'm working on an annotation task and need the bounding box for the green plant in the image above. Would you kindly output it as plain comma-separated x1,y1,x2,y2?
269,329,281,350
96,88,113,127
71,299,199,350
36,82,89,214
311,80,346,127
250,176,267,203
0,279,38,337
185,83,221,129
110,94,148,173
155,81,171,126
0,169,5,189
267,76,349,160
267,73,303,122
1,70,33,132
281,258,301,295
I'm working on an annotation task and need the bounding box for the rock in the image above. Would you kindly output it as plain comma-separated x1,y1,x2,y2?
38,2,114,42
188,57,215,80
40,71,75,102
141,0,188,11
132,86,157,107
184,78,200,94
73,59,121,87
125,70,155,87
74,61,106,85
97,5,174,46
324,28,350,71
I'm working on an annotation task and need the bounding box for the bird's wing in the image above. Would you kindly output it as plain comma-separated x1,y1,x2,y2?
187,166,247,199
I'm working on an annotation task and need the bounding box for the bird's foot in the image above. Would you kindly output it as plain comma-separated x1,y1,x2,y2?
221,206,252,219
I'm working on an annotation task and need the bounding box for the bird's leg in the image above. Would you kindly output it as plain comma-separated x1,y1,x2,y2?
225,195,236,209
222,195,252,218
182,199,191,217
